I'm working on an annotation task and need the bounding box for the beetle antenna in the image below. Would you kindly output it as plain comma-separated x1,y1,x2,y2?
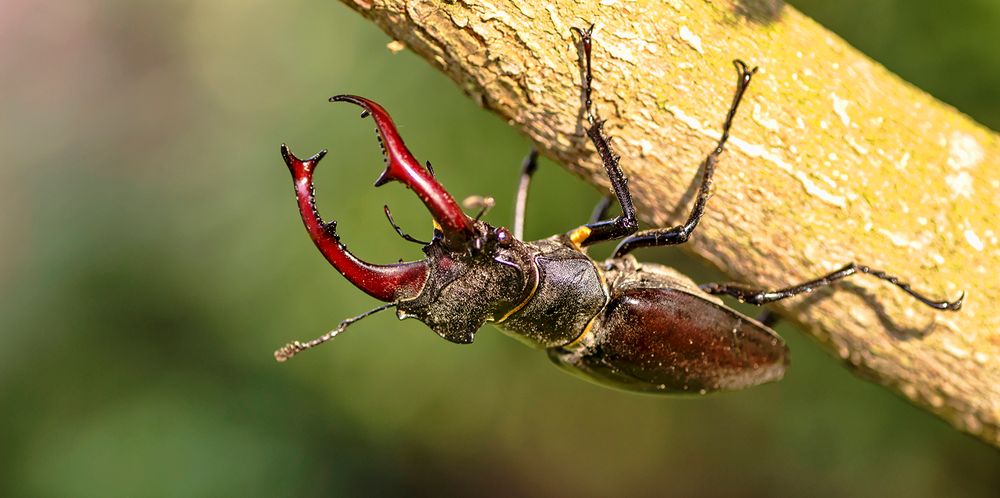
383,205,430,245
275,302,397,362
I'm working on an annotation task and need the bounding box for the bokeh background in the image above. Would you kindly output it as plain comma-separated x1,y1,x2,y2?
2,0,998,496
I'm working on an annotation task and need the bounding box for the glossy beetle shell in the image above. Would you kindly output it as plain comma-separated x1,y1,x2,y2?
546,257,789,393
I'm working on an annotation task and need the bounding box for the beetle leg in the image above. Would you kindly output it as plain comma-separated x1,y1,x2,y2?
512,144,611,240
281,144,428,302
329,95,475,248
613,60,757,257
700,262,964,311
513,148,539,240
566,25,639,247
755,310,780,328
589,195,613,224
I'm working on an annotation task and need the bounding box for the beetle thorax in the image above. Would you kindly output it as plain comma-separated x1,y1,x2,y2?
492,237,608,349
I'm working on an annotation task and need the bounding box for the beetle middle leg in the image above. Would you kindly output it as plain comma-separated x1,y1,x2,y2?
589,195,614,224
612,60,758,258
755,309,780,328
700,263,964,311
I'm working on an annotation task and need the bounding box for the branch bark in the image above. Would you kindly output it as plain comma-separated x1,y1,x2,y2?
338,0,1000,447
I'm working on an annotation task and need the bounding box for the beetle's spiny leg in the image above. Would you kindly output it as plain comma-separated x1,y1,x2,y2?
275,302,397,362
383,205,430,245
612,60,758,257
513,148,539,240
570,24,596,125
568,25,639,247
700,263,964,311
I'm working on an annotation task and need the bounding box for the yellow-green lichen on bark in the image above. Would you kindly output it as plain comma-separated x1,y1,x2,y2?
340,0,1000,447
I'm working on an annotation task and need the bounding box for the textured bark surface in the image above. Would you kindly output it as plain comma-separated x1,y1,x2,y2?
338,0,1000,447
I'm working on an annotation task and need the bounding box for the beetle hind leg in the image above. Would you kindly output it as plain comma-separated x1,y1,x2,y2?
700,262,964,311
612,61,758,258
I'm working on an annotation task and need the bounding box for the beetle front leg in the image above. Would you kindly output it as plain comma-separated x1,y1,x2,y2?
700,262,964,311
612,60,757,258
568,25,639,248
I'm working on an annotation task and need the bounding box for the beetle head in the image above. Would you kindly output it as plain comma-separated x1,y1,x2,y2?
397,219,535,344
282,96,534,344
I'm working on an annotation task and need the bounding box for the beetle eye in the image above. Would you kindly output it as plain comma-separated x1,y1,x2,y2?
496,227,512,247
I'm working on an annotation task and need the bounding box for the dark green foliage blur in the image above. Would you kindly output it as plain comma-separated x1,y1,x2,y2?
1,1,997,496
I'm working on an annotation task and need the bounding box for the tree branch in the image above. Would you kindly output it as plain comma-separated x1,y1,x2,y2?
339,0,1000,447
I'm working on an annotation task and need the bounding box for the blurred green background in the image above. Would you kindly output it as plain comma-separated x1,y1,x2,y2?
2,0,998,496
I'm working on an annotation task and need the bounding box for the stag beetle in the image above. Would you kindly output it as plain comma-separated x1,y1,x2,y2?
275,27,963,393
